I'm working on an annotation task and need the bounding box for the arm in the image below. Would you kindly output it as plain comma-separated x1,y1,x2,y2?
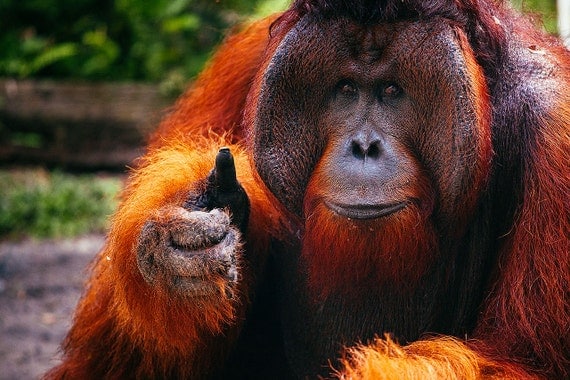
45,17,282,379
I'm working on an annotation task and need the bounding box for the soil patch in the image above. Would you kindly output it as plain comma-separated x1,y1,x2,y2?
0,235,103,380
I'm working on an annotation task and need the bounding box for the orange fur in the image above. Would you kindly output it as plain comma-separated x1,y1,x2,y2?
47,3,569,379
302,156,437,298
45,18,284,379
339,336,536,379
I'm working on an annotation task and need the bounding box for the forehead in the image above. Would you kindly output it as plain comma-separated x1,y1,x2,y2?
294,17,453,53
272,16,463,87
335,21,419,63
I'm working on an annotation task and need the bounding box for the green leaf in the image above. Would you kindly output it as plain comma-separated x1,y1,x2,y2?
29,43,78,75
161,14,200,33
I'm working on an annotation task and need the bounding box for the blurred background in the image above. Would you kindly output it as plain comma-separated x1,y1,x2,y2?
0,0,565,379
0,0,293,241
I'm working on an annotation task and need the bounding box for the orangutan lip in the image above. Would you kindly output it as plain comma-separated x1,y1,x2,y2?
326,201,408,220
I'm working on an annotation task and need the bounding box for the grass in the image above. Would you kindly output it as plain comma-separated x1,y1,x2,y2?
0,168,122,240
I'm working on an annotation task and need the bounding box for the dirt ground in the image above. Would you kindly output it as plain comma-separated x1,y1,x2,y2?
0,234,104,380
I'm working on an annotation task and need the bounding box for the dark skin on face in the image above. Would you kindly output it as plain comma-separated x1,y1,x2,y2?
46,1,569,379
247,18,493,375
319,79,416,220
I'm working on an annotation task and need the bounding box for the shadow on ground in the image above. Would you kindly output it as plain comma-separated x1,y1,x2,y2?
0,235,104,380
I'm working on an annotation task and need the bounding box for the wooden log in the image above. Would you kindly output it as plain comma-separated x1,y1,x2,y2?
0,79,171,170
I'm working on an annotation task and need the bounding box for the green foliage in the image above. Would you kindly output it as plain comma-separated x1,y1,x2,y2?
0,169,122,239
0,0,559,90
0,0,288,93
254,0,290,17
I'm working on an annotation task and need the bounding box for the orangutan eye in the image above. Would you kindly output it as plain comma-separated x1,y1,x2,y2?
337,80,358,97
382,83,402,98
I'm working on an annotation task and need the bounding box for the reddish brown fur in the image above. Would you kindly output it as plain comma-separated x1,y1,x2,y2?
46,18,284,379
302,155,438,297
474,45,570,374
47,1,569,379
